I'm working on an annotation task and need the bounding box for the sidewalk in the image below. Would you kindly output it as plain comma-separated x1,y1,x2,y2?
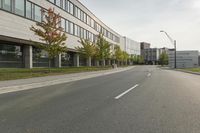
0,66,134,94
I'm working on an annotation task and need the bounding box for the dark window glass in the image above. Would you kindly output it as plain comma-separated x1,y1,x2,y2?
0,43,23,68
15,0,24,16
2,0,11,11
34,5,41,22
33,47,49,67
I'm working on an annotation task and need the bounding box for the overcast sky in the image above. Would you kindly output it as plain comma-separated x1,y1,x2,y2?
80,0,200,51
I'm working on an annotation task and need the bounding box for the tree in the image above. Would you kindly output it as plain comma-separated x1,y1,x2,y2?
30,8,67,68
122,51,129,65
159,52,168,66
76,39,96,67
96,33,111,66
114,46,123,66
138,56,145,64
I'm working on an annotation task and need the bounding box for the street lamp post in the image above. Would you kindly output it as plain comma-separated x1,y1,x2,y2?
160,31,177,68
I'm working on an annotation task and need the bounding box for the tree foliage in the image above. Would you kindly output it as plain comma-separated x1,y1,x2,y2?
96,33,111,61
30,8,67,67
159,52,168,66
76,39,96,58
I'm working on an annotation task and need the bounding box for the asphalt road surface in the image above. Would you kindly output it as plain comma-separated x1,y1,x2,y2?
0,66,200,133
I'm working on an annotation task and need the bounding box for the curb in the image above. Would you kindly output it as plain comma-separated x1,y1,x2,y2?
175,69,200,76
0,66,135,95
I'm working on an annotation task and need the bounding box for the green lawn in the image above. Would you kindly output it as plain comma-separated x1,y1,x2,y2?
183,68,200,73
0,67,112,81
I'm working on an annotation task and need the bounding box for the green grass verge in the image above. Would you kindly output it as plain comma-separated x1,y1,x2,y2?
0,67,112,81
183,68,200,73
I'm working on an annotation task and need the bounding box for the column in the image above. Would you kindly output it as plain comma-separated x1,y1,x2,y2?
23,45,32,69
73,54,80,67
55,54,61,68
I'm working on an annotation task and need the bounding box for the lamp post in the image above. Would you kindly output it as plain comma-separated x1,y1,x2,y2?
160,30,177,68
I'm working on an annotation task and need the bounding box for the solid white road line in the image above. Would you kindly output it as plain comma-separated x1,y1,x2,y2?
115,84,139,99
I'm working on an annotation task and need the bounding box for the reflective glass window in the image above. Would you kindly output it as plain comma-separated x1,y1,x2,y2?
56,0,61,7
69,2,73,15
2,0,11,11
15,0,24,16
0,43,23,68
69,22,74,34
60,18,65,31
34,5,41,22
26,1,32,19
65,20,69,33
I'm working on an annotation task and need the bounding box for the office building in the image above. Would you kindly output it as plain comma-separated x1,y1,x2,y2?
0,0,136,68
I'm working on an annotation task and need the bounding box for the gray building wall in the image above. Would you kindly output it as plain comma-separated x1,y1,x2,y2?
168,50,199,68
124,37,140,56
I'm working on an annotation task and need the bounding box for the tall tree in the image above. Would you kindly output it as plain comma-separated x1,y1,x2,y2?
76,39,96,67
159,52,169,66
114,46,123,66
96,33,111,66
30,8,67,68
122,51,129,65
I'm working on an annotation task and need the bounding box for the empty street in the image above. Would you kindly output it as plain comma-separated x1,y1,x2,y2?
0,66,200,133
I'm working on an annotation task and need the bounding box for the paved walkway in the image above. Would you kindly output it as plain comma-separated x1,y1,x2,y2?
0,66,134,94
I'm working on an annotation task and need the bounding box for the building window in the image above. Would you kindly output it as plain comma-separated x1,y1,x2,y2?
26,1,32,19
49,0,55,3
14,0,24,16
2,0,11,11
60,18,65,31
87,15,91,26
66,0,70,12
80,28,84,38
65,20,69,33
56,0,61,7
77,8,81,19
69,22,74,34
74,6,78,17
83,13,86,23
69,2,73,15
0,43,23,68
34,5,41,22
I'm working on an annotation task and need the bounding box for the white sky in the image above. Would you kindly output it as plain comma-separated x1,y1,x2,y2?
80,0,200,51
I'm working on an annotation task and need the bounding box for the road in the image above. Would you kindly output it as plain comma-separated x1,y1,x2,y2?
0,66,200,133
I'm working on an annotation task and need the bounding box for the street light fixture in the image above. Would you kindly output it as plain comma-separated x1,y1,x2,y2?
160,30,177,68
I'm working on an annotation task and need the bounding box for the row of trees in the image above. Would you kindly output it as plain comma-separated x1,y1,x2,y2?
30,8,138,68
75,34,133,67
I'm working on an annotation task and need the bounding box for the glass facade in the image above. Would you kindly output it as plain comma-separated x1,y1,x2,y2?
15,0,24,16
0,43,23,68
61,52,74,67
33,47,49,67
